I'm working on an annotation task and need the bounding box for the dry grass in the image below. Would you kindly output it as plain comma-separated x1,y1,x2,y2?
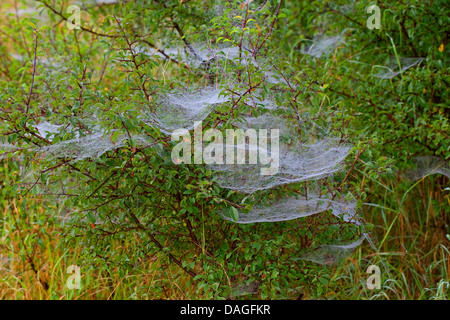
1,157,449,299
0,159,193,300
325,173,450,299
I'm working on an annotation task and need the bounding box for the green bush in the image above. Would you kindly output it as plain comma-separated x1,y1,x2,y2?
0,0,447,299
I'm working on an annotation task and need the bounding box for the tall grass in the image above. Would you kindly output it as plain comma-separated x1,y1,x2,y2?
0,159,195,300
1,156,448,299
326,170,449,299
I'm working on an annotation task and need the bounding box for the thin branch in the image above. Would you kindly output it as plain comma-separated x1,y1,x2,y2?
255,0,283,53
25,32,38,113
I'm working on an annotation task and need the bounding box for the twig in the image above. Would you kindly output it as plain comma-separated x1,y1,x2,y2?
25,32,38,113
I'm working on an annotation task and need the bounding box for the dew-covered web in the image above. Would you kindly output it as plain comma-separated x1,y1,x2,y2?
92,0,122,4
296,235,366,265
145,86,231,134
206,113,351,194
34,121,67,141
5,2,48,18
38,131,121,162
141,42,257,70
10,53,60,68
337,3,355,15
208,139,350,194
230,280,261,298
301,34,345,58
140,40,290,88
219,192,358,224
22,123,158,203
32,120,155,163
0,143,19,160
239,91,281,110
79,0,123,6
407,156,450,180
373,56,424,79
40,131,156,163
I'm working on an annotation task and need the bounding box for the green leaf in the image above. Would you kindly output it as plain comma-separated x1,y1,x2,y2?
87,212,96,224
26,22,36,29
230,206,239,222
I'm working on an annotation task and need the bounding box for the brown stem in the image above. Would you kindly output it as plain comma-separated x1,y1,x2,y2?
25,32,38,114
128,210,197,278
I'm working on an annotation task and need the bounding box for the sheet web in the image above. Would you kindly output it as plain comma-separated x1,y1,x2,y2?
206,114,352,194
407,156,450,180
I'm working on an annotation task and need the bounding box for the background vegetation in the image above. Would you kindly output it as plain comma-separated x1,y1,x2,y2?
0,0,448,299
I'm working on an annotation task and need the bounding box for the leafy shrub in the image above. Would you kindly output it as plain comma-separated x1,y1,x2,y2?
2,0,446,299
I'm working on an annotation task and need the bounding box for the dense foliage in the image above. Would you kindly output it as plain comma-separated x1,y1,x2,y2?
0,0,448,299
